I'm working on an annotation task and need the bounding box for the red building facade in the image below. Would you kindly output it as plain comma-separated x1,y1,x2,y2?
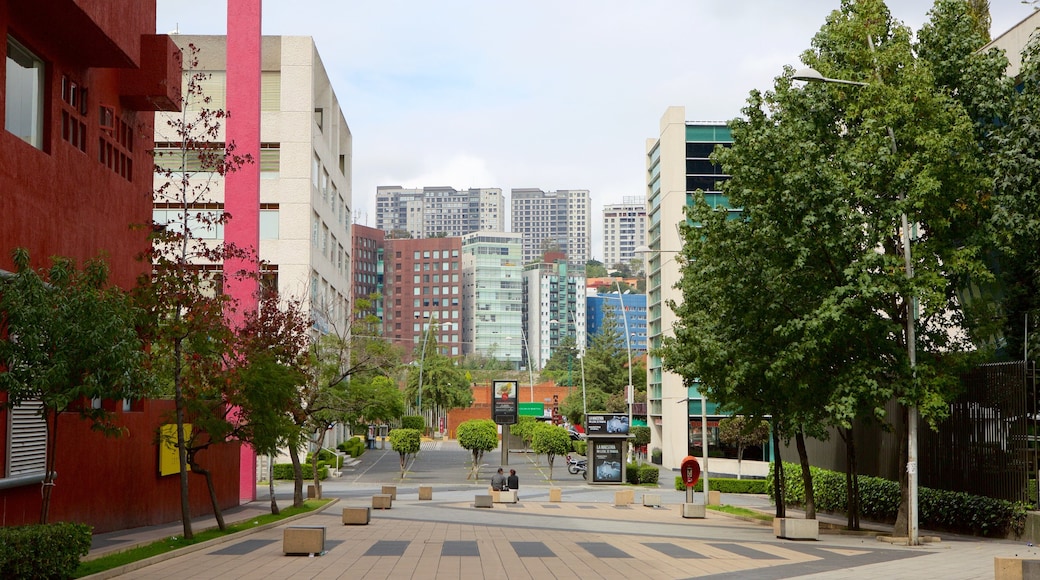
0,1,240,532
383,237,464,361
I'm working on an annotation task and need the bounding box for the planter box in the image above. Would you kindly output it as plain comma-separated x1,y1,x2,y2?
773,517,819,541
707,490,721,505
419,485,433,500
342,507,370,525
307,485,317,499
493,490,518,503
372,494,393,510
614,489,634,506
642,493,662,507
995,557,1040,580
682,503,706,518
549,488,562,502
474,494,493,508
283,526,325,555
381,485,397,500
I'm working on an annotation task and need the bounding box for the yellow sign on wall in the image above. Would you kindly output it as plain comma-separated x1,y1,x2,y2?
159,423,192,476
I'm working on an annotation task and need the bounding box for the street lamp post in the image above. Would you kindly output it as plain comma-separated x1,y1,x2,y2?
611,281,635,461
793,66,919,545
518,327,535,403
416,316,435,430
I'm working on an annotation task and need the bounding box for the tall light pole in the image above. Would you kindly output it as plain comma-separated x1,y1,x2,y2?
416,315,435,423
612,281,634,461
793,66,918,545
515,328,536,403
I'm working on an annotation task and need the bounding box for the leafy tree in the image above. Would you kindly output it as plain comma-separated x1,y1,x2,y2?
389,428,421,478
456,419,499,480
404,323,471,432
509,416,538,449
140,43,253,539
661,0,994,529
585,260,608,278
0,250,154,524
531,422,571,482
718,417,770,480
540,335,579,386
583,309,629,397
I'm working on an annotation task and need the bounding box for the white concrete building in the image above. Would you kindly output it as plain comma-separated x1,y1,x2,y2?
645,107,732,470
511,188,591,265
154,34,352,339
375,186,504,239
522,258,586,370
602,197,647,269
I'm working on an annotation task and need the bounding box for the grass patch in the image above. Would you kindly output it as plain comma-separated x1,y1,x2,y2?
74,500,330,578
708,504,773,522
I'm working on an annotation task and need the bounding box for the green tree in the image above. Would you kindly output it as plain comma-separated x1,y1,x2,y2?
540,335,578,386
661,0,994,529
585,260,608,278
509,416,538,449
718,417,770,480
404,323,471,434
389,428,421,477
456,419,499,480
0,250,154,524
531,422,571,482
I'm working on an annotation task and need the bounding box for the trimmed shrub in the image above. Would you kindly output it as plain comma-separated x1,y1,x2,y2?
639,464,660,485
340,437,364,458
401,415,425,432
674,476,768,494
573,440,587,456
272,463,329,481
651,448,662,465
767,462,1027,537
626,462,640,484
0,522,91,579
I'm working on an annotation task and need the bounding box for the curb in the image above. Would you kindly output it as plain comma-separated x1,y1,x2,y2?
81,499,339,579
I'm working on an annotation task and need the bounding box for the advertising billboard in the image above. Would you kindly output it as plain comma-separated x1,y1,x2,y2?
585,413,630,436
492,380,518,425
591,440,624,483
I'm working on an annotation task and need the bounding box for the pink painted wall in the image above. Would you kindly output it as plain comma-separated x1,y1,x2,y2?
224,0,262,501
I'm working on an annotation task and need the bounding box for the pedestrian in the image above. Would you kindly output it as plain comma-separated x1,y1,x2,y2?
507,469,519,491
491,467,506,491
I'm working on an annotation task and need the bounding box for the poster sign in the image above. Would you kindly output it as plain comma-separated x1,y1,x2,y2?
585,413,630,436
492,380,518,425
591,440,623,483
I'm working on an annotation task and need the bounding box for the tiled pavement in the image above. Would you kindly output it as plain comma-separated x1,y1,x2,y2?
86,488,1040,579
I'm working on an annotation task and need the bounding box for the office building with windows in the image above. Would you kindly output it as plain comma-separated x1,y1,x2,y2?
511,188,591,265
352,224,384,321
602,198,647,269
376,186,504,239
586,290,647,353
382,237,464,360
523,254,587,369
461,232,524,367
646,107,733,470
153,35,352,332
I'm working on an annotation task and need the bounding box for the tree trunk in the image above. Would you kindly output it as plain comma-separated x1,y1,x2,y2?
772,422,785,518
289,446,304,508
795,428,815,519
39,410,59,524
894,405,909,536
268,455,279,515
193,462,226,531
173,346,194,539
736,443,744,480
311,452,322,499
842,426,860,530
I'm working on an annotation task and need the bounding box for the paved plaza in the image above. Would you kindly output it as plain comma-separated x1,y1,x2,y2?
85,440,1040,579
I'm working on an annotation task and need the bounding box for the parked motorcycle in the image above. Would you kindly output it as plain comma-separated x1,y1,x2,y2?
566,454,587,475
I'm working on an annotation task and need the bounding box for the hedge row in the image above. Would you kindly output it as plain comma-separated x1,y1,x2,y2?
626,463,661,485
673,477,768,494
272,463,329,481
338,437,365,458
768,462,1027,537
0,522,91,579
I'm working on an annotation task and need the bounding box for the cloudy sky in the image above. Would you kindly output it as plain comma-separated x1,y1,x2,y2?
156,1,1035,261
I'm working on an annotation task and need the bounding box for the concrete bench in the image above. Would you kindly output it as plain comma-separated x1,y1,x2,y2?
474,494,493,508
642,493,661,507
492,490,518,503
707,490,721,505
614,489,634,506
283,526,325,555
419,485,433,500
682,502,706,518
307,484,317,499
381,485,397,500
372,494,393,510
342,507,370,525
549,488,562,502
995,557,1040,580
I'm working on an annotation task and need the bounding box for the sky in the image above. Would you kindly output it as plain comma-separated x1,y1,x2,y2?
155,1,1036,262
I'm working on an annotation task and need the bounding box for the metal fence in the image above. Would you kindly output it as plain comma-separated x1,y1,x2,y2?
918,361,1036,502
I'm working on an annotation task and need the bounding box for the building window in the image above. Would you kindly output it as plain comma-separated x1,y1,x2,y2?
6,36,45,149
259,208,279,239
